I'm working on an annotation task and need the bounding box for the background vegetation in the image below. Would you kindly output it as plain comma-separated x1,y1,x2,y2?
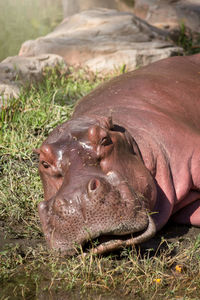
0,0,63,61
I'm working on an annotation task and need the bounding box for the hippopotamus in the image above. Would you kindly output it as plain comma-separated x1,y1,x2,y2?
35,54,200,255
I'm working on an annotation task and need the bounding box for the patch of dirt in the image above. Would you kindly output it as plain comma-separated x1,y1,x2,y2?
38,290,132,300
0,222,45,253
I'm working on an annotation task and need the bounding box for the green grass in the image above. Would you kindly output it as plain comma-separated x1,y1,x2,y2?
177,22,200,55
1,67,200,299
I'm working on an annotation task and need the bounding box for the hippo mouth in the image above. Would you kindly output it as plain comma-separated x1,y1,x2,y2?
40,205,156,255
85,214,156,255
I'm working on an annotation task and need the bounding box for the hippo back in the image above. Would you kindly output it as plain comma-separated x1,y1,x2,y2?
73,54,200,134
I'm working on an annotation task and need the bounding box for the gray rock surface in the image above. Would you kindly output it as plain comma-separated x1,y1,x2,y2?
61,0,200,34
19,9,182,74
133,0,200,34
62,0,122,17
0,54,67,108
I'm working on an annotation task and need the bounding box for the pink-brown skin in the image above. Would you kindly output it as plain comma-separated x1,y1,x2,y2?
36,54,200,255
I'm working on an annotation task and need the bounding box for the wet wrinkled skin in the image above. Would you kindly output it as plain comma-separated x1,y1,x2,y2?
36,54,200,255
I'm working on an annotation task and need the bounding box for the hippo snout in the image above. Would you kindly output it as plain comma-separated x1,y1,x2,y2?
37,172,155,254
40,176,111,222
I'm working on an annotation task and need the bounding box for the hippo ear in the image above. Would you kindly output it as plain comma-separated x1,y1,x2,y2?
97,116,113,130
88,116,113,146
88,124,112,147
87,115,113,130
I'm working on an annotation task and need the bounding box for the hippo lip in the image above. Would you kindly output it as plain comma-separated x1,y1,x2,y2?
86,214,156,255
41,212,156,255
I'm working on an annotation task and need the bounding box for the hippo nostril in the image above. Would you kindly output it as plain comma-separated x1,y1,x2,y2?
88,178,100,193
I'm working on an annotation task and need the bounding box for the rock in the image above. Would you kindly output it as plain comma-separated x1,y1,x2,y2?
0,54,67,108
19,9,182,74
62,0,136,17
0,84,20,109
61,0,200,35
133,0,200,35
1,54,66,85
62,0,121,17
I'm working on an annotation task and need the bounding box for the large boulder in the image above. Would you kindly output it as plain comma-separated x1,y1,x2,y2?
62,0,122,17
0,54,67,108
61,0,200,35
133,0,200,35
19,9,182,74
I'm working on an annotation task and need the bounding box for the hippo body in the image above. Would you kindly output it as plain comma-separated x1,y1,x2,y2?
37,54,200,254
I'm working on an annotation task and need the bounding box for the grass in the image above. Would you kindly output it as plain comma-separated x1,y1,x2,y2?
177,22,200,55
1,66,200,299
0,235,200,299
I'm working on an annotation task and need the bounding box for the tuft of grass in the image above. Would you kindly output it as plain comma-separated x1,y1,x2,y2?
177,22,200,55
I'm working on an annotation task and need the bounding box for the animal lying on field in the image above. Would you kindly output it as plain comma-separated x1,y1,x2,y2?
35,54,200,255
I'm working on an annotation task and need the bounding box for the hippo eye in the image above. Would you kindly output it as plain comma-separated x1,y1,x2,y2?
41,161,50,169
100,136,112,146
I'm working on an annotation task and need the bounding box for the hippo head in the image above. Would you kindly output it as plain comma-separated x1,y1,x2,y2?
35,116,157,254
